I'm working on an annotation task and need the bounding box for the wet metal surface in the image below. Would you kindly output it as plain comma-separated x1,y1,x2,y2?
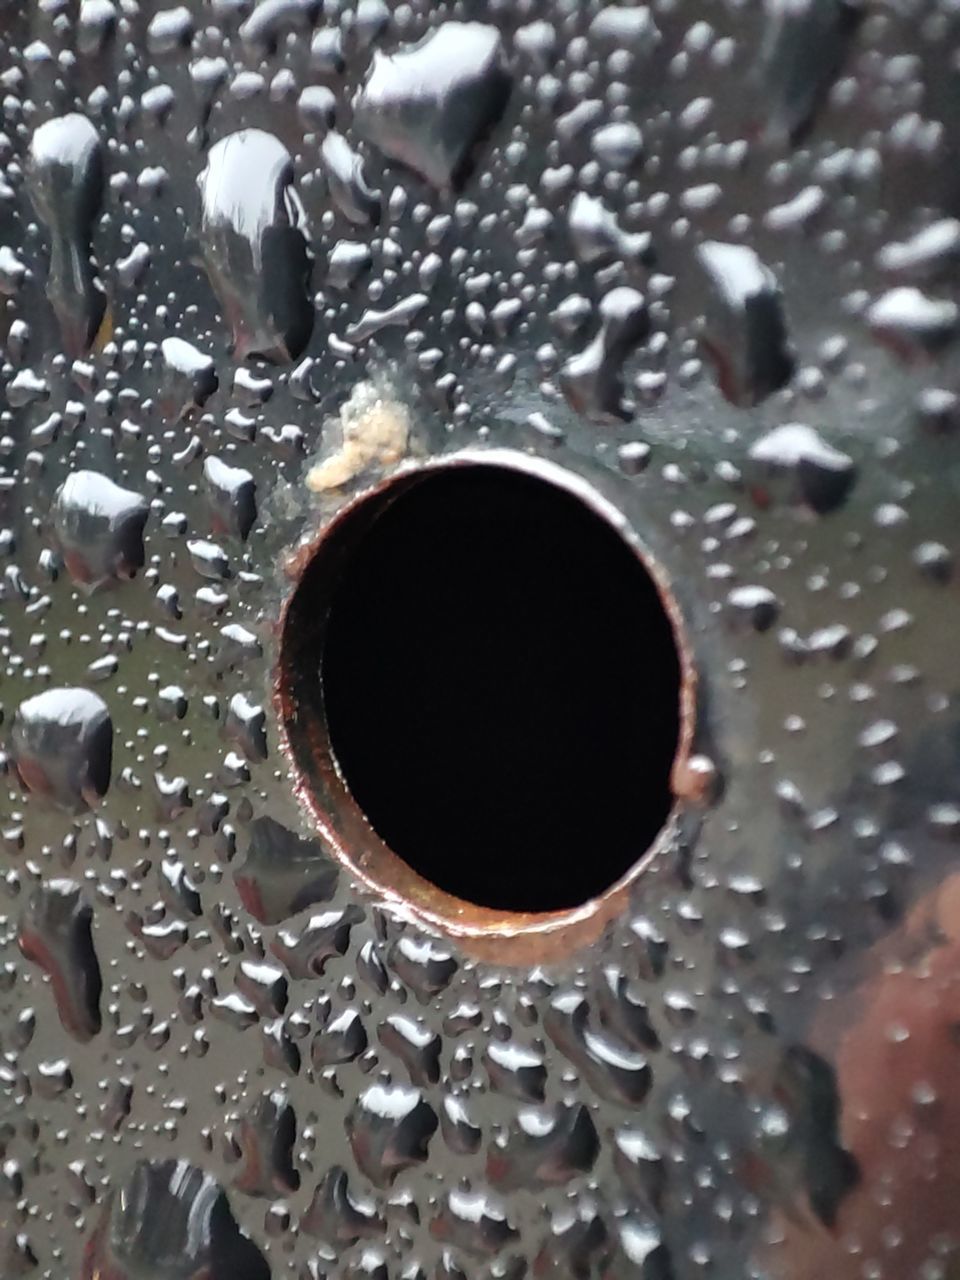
1,2,960,1279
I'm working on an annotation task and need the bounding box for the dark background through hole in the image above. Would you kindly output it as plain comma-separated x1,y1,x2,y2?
321,466,681,912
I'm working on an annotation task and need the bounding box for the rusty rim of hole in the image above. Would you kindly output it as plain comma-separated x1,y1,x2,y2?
275,448,697,965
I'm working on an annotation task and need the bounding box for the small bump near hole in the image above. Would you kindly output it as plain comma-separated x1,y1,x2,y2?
283,462,684,916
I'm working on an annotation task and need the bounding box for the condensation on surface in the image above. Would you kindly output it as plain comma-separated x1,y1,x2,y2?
0,2,959,1279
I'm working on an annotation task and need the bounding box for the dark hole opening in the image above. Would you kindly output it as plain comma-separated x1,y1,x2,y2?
319,465,682,913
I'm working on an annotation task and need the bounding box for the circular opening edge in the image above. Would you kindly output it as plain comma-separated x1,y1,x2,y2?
274,448,698,965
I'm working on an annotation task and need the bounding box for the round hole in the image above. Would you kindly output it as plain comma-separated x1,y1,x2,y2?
280,458,686,920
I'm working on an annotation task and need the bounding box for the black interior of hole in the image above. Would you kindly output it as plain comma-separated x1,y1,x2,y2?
319,466,682,913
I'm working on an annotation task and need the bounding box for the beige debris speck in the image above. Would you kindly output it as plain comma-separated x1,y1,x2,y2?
306,382,411,492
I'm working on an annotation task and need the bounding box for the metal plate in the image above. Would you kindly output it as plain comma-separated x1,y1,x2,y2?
2,2,960,1278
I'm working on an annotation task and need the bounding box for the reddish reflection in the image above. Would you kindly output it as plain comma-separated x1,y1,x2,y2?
766,875,960,1277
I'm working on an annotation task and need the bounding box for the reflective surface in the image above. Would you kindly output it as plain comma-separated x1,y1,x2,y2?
1,2,960,1278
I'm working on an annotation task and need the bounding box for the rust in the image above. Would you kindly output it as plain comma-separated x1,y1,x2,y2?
275,447,698,966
